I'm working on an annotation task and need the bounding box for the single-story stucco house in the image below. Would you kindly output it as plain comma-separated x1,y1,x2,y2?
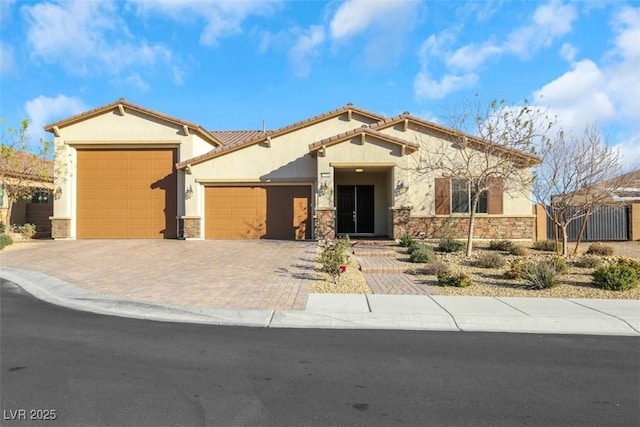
44,99,539,241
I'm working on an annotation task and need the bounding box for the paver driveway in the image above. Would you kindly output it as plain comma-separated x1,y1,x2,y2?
0,240,319,310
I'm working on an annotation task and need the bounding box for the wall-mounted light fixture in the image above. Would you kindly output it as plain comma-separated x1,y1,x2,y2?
185,185,194,200
319,181,330,195
54,186,63,200
355,168,364,173
395,181,408,195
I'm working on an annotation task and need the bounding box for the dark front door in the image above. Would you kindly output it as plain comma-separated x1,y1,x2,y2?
337,185,374,234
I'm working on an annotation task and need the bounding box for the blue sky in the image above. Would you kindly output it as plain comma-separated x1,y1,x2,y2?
1,0,639,168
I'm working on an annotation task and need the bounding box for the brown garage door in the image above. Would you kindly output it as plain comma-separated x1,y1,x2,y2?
205,186,311,240
77,148,177,238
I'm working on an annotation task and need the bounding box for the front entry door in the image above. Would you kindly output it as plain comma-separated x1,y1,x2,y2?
337,185,374,234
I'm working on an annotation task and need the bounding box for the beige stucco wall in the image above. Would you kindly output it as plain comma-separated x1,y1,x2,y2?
187,113,378,236
51,109,216,238
379,123,533,217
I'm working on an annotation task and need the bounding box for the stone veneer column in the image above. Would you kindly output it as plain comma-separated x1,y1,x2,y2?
181,217,202,239
314,208,336,240
50,217,71,239
391,207,412,239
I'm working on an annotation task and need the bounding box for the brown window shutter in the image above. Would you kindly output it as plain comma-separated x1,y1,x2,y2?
487,177,503,214
435,178,450,215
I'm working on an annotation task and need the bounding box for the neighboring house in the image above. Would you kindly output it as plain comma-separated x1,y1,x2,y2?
547,169,640,241
44,99,539,241
0,150,54,234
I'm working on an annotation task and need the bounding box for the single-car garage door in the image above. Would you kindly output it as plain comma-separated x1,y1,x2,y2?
205,186,311,240
77,148,177,238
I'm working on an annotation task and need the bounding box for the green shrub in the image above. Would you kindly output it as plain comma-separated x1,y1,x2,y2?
616,257,640,279
547,256,568,274
0,222,5,234
586,242,614,256
505,257,531,280
521,261,560,289
437,270,472,287
474,252,506,269
532,240,559,252
575,255,603,269
436,238,464,253
406,239,423,254
509,245,528,256
488,240,516,252
0,234,13,250
14,223,37,239
318,237,350,283
398,234,414,248
592,265,638,291
409,244,434,263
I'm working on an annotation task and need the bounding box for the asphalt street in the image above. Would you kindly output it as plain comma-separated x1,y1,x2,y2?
1,279,639,427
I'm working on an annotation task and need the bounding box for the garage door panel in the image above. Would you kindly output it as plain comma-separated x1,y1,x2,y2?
77,148,177,239
205,186,310,240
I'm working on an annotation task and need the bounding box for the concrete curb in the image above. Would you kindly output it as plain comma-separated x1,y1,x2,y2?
2,267,639,336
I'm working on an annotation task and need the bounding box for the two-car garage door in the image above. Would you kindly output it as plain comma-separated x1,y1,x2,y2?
76,148,177,238
205,186,311,240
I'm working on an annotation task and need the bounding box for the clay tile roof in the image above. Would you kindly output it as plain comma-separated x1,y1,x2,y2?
308,127,419,152
208,130,265,146
0,150,54,182
44,98,223,147
178,104,386,168
370,112,541,164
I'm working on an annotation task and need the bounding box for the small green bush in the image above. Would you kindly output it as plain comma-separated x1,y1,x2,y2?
575,255,603,269
398,234,414,248
14,223,37,239
409,244,434,263
437,270,472,287
406,239,423,254
0,234,13,250
532,240,559,252
436,238,464,253
505,257,531,280
547,256,568,274
592,265,638,291
586,242,614,256
521,261,560,289
616,257,640,279
488,240,516,252
318,237,350,283
509,245,528,256
474,252,506,269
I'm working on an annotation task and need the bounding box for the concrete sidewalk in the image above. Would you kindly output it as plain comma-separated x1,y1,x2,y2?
2,267,639,336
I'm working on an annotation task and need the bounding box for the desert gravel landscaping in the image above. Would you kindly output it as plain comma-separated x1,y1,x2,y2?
312,240,640,300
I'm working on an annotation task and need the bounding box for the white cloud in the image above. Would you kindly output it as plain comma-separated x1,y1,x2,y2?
612,136,640,171
288,26,325,78
0,42,14,76
24,95,88,143
414,71,478,99
559,43,577,62
23,0,177,87
415,1,578,99
329,0,411,40
505,0,577,58
127,0,280,46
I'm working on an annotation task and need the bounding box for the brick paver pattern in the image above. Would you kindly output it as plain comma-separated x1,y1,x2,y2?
0,240,318,310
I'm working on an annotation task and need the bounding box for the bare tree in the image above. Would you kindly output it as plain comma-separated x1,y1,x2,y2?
532,125,629,256
0,118,54,230
411,96,553,257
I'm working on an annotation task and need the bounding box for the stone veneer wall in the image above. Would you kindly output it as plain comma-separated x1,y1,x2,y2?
396,214,535,240
315,208,336,240
181,217,201,239
50,217,71,239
